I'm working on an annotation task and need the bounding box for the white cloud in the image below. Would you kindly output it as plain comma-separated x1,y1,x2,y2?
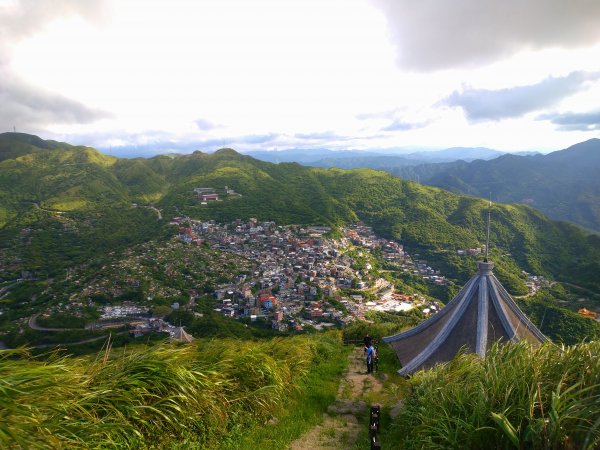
0,75,110,130
0,0,110,130
2,0,600,154
538,111,600,131
444,72,600,121
371,0,600,70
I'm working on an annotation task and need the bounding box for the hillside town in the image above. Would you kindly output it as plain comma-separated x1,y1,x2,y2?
6,211,572,347
167,218,445,333
22,219,449,340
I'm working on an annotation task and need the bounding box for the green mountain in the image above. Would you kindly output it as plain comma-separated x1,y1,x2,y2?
2,133,599,449
1,132,600,296
152,152,600,294
0,133,166,277
391,139,600,232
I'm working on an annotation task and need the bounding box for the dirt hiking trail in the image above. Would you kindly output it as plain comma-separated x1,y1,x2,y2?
289,346,383,450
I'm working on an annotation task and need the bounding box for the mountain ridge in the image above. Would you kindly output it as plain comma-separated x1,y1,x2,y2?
396,138,600,231
1,133,599,296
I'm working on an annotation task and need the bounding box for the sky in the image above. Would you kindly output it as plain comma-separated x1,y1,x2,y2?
1,0,600,156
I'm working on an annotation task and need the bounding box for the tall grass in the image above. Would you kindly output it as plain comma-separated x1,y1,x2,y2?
0,332,344,448
387,341,600,449
219,332,350,449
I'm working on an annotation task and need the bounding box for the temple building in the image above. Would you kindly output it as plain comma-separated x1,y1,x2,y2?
171,326,194,343
384,260,548,376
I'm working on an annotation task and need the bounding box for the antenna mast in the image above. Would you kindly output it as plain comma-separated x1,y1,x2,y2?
485,194,491,262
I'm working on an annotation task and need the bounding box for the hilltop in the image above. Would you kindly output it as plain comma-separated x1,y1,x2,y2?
275,139,600,233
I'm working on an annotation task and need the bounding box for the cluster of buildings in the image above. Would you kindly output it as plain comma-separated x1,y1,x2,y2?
88,303,195,341
170,219,444,331
346,223,447,285
524,273,552,294
193,186,241,204
17,217,460,340
457,247,484,256
99,304,148,320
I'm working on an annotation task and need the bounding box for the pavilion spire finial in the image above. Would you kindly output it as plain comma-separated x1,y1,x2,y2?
485,194,492,262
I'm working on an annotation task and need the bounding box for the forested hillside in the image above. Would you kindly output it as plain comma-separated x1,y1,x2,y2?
391,139,600,232
1,132,600,295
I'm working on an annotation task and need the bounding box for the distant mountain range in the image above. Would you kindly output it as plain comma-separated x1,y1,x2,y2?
390,139,600,232
243,146,507,166
1,132,599,296
244,140,600,233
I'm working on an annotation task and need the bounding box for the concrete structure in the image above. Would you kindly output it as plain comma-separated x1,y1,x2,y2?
384,261,547,376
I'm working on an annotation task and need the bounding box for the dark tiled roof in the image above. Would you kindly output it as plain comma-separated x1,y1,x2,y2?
383,261,547,376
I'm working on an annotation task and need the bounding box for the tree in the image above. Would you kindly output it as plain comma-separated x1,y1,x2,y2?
151,305,172,317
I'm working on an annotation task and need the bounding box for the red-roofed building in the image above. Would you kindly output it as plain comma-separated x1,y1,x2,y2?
578,308,598,319
201,193,219,202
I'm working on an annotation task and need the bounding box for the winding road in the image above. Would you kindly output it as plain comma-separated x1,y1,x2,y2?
28,314,77,331
25,314,128,349
147,206,162,219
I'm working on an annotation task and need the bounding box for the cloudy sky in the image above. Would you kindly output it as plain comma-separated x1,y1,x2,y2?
1,0,600,156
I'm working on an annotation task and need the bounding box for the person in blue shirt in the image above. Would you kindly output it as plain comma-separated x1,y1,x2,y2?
365,343,375,374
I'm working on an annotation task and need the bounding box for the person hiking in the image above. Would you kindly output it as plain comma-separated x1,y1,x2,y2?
366,343,374,374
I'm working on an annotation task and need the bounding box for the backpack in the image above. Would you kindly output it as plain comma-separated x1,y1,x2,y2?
366,345,375,362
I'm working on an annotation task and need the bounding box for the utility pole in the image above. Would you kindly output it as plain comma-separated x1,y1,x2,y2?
485,194,492,262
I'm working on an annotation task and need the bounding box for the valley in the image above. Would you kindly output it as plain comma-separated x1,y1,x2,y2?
1,132,599,350
0,133,599,450
3,2,600,446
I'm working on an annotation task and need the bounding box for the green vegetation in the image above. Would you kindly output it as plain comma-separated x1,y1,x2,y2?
158,155,600,294
382,341,600,449
166,302,279,340
392,138,600,232
0,205,167,280
516,285,600,345
521,299,600,345
2,132,600,297
2,129,600,448
35,313,88,329
342,314,423,344
0,332,347,449
220,332,350,449
4,327,112,349
1,132,600,349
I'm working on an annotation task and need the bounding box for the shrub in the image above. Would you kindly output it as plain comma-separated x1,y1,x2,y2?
390,341,600,449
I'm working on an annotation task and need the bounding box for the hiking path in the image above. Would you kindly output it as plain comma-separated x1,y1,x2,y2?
289,345,383,450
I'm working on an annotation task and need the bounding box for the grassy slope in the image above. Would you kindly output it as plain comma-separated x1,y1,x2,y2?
219,333,351,449
335,329,600,450
0,134,170,278
380,341,600,450
0,332,348,449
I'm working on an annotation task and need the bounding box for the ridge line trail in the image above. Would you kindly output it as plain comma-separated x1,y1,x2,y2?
289,346,383,450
